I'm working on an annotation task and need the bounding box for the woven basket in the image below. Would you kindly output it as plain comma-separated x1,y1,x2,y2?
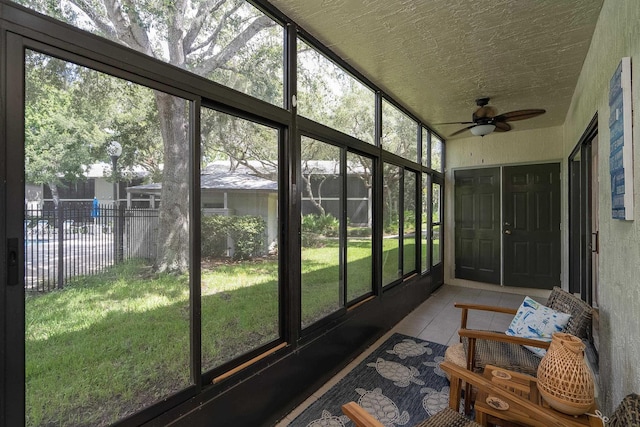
536,332,594,415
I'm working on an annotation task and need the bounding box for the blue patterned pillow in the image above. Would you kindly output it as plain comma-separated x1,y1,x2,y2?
505,296,571,357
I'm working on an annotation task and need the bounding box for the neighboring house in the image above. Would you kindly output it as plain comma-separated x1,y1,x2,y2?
127,171,279,256
300,160,372,227
25,163,149,221
203,159,373,226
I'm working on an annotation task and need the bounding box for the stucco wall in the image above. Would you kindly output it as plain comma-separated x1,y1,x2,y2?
443,125,563,293
562,0,640,412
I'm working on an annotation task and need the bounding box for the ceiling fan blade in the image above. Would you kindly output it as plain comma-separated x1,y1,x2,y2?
473,105,498,120
494,121,511,132
449,125,475,137
494,109,545,122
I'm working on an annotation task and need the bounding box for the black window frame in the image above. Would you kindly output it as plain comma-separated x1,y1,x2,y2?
0,2,446,425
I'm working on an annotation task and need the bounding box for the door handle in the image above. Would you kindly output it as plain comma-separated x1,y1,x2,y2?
591,232,599,253
504,230,512,235
7,238,19,286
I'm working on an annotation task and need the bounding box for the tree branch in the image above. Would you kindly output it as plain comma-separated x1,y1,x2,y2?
167,0,188,65
67,0,117,39
73,0,148,56
193,15,275,76
187,1,243,56
119,0,153,55
182,0,227,54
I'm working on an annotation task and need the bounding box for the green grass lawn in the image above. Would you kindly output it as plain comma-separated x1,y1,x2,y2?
200,260,279,372
25,239,424,426
26,261,192,426
300,238,375,327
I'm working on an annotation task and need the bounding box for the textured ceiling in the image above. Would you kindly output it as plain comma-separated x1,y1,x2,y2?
268,0,603,139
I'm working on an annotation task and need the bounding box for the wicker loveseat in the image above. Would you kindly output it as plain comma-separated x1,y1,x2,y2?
609,393,640,426
453,286,593,376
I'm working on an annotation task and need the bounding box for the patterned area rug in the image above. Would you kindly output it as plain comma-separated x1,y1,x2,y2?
289,333,452,426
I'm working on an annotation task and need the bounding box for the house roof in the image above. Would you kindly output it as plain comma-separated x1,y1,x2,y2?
204,159,369,175
84,162,149,178
126,172,277,194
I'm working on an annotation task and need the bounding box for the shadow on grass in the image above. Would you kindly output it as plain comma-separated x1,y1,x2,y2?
26,239,410,426
26,260,279,426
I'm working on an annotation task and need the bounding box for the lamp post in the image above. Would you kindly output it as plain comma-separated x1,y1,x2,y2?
106,141,122,263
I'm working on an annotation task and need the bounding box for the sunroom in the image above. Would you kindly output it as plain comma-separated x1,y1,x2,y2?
1,0,639,426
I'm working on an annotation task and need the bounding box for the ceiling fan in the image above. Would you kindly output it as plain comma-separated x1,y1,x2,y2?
440,98,545,137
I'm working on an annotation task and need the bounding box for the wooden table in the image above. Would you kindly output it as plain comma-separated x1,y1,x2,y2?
474,365,602,427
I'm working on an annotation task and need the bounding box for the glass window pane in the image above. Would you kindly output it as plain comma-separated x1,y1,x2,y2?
432,182,441,224
432,182,442,266
403,171,417,274
297,40,375,144
422,128,430,167
346,153,373,301
431,135,443,172
422,174,431,273
301,137,342,328
24,52,191,425
382,100,418,162
383,164,401,286
432,224,442,265
199,109,280,372
20,1,284,106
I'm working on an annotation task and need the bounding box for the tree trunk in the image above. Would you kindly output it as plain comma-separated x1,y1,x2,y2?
48,182,60,208
154,91,190,273
301,174,326,216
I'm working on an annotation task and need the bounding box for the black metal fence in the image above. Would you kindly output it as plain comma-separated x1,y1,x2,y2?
24,202,158,292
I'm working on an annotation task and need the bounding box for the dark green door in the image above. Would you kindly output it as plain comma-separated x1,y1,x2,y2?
454,168,501,284
503,163,561,289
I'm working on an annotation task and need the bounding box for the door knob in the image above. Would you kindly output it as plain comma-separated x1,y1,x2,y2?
504,230,512,235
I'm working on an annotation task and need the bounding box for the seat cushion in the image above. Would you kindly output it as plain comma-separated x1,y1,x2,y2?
444,343,467,378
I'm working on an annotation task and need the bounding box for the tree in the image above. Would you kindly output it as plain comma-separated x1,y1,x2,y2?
25,53,110,207
297,43,375,145
300,138,341,217
296,46,377,217
200,108,279,179
25,51,169,213
25,84,93,207
21,0,279,273
382,101,418,160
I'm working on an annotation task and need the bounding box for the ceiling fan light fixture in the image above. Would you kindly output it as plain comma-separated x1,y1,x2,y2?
470,123,496,137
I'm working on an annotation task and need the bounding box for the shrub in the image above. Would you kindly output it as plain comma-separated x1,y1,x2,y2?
228,216,265,260
404,209,416,227
201,215,266,260
301,231,322,247
302,213,339,237
347,226,372,237
201,215,230,258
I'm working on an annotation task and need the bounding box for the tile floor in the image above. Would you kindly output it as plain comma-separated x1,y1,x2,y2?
275,284,544,426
